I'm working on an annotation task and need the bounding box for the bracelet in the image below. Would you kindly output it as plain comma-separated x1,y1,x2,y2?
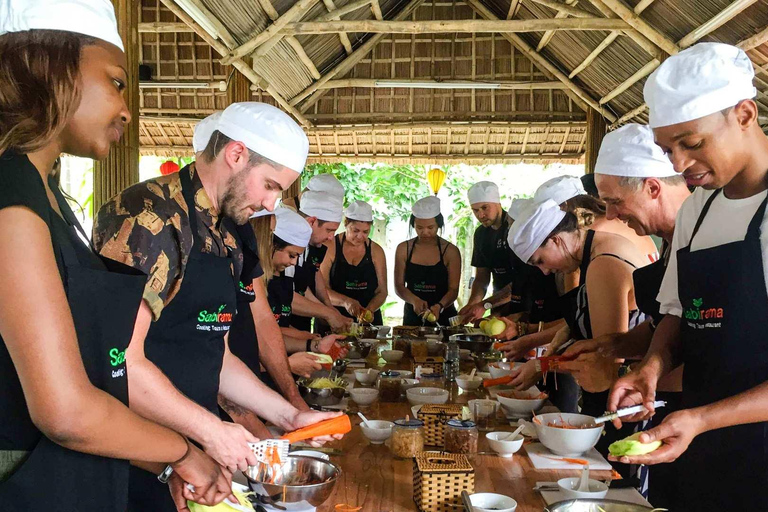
171,436,192,466
306,338,313,352
437,302,445,312
516,321,528,337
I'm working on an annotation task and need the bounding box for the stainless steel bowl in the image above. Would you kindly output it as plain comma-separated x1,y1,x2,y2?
449,333,494,354
245,455,341,511
346,340,374,359
545,499,656,511
395,326,442,337
297,381,346,406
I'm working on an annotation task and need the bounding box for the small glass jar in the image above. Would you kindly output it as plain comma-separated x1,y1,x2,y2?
444,420,478,454
391,419,425,458
377,370,402,402
410,339,428,358
418,373,444,389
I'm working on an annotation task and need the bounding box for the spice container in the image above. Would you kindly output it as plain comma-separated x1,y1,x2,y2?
391,419,425,459
412,453,475,512
417,404,463,446
418,373,444,389
443,420,478,454
410,339,429,358
378,370,403,402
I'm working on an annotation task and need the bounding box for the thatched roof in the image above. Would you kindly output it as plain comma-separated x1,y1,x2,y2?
137,0,768,163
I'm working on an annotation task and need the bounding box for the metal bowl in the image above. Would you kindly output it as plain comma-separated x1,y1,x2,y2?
449,333,494,355
297,380,346,406
245,455,341,511
346,340,373,359
545,499,656,511
394,325,442,337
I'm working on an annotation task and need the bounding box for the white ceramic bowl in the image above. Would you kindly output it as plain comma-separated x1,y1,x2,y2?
469,493,517,512
556,477,609,500
381,350,404,363
533,412,603,456
397,370,413,379
354,369,380,385
401,378,420,392
406,387,450,405
488,361,512,380
456,374,483,391
360,420,394,445
476,372,492,381
486,432,524,458
495,386,548,417
349,387,379,406
289,450,330,461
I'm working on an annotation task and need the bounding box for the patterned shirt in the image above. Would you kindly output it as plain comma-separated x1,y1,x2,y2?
93,163,242,320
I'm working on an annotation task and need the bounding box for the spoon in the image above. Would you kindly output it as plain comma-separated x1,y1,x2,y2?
501,424,525,441
577,465,590,492
469,368,477,379
357,412,373,429
461,490,474,512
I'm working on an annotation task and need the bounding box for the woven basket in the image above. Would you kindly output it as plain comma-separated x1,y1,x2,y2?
412,356,445,374
417,404,464,446
413,452,475,512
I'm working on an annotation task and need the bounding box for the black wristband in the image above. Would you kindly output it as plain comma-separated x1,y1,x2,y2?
306,338,313,352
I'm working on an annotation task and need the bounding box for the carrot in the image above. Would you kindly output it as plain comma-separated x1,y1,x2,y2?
281,415,352,444
483,375,514,388
543,455,589,465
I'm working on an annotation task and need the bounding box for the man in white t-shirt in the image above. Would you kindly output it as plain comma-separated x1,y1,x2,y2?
607,43,768,510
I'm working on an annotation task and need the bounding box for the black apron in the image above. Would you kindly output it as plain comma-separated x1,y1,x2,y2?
329,235,383,325
525,269,562,324
632,241,669,328
0,181,145,512
674,189,768,510
289,244,328,332
566,229,647,492
402,238,458,325
128,168,238,511
497,248,527,317
268,274,295,328
488,215,515,293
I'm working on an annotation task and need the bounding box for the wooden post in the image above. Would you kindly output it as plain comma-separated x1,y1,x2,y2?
227,69,252,104
93,0,140,214
585,108,607,174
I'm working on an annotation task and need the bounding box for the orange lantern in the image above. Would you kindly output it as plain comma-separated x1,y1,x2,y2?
427,167,446,195
160,160,180,176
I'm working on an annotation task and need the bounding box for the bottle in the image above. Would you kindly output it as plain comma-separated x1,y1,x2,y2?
443,339,460,383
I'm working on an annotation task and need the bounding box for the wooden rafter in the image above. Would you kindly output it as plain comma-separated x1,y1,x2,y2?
315,0,374,22
528,0,592,18
138,22,193,32
371,0,384,20
598,0,678,55
158,0,310,126
537,0,581,53
298,78,570,89
279,18,628,35
583,0,663,59
322,0,354,54
254,0,321,79
738,25,768,51
507,0,522,19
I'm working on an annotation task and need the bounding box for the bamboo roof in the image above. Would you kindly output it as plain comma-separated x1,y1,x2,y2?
137,0,768,163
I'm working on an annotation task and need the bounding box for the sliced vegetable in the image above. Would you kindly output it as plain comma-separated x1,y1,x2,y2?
304,377,346,389
188,489,255,511
308,352,334,365
608,432,662,457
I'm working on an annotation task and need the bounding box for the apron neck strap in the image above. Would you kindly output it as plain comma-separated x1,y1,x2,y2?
578,229,595,286
746,194,768,238
179,167,204,252
689,189,721,244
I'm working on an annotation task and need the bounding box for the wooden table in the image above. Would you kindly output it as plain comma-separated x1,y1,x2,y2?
314,360,614,511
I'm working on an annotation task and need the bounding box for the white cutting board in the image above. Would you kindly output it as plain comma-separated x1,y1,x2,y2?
525,443,612,470
537,482,651,507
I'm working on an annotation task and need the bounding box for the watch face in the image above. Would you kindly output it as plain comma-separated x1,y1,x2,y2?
484,302,492,310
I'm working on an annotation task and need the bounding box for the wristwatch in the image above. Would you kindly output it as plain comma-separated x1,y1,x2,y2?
483,302,492,311
157,464,174,484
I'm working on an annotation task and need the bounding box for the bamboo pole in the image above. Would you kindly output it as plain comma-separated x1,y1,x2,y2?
321,0,354,53
305,153,585,162
537,0,580,52
279,18,628,35
138,22,194,32
569,31,619,77
598,0,678,55
528,0,592,18
180,0,237,49
300,78,570,89
609,103,647,129
314,0,374,22
371,0,384,20
585,108,607,173
222,0,321,65
677,0,757,49
738,25,768,51
599,59,659,104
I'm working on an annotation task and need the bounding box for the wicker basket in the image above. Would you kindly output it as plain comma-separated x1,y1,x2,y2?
417,404,464,446
412,356,445,375
413,452,475,512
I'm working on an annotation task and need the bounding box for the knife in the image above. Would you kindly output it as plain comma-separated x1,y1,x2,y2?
593,401,666,424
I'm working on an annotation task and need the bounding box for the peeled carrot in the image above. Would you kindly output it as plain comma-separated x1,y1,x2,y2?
281,415,352,444
543,455,589,465
483,375,514,388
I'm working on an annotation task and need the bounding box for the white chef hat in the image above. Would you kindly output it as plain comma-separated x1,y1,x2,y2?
411,196,441,219
468,181,501,205
345,200,373,222
0,0,124,51
274,207,312,248
192,112,221,153
594,123,676,178
306,174,344,198
217,102,309,174
645,43,756,128
508,197,533,221
534,175,585,206
299,190,343,223
507,199,566,263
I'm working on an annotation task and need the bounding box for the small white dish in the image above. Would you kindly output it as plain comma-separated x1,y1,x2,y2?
381,350,404,363
289,449,330,461
469,492,517,512
556,477,609,500
406,387,450,405
397,370,413,379
486,431,524,458
349,387,379,406
401,378,420,392
488,361,512,379
354,369,380,385
456,374,483,391
360,420,394,444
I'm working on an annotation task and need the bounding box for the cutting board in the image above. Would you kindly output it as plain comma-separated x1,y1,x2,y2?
525,442,612,470
537,482,651,507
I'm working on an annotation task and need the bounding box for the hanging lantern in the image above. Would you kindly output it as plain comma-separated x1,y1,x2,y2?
427,167,446,195
159,160,180,176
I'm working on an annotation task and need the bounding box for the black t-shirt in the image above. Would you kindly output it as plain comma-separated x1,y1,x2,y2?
471,211,516,292
0,151,103,451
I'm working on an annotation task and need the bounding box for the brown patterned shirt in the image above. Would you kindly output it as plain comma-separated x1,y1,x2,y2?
93,163,243,320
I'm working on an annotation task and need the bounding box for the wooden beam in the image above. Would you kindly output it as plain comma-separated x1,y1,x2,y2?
599,59,658,104
178,0,237,49
569,31,619,77
609,103,647,129
678,0,757,49
322,0,354,53
308,120,585,130
582,0,664,60
738,25,768,51
585,108,607,173
304,78,569,89
528,0,592,18
507,0,521,19
537,0,580,53
279,18,628,35
465,0,616,119
633,0,657,12
291,0,426,111
222,0,321,65
138,22,194,33
371,0,384,20
305,153,585,162
284,38,322,79
304,111,587,122
598,0,678,55
159,0,311,126
257,0,280,19
315,0,374,22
